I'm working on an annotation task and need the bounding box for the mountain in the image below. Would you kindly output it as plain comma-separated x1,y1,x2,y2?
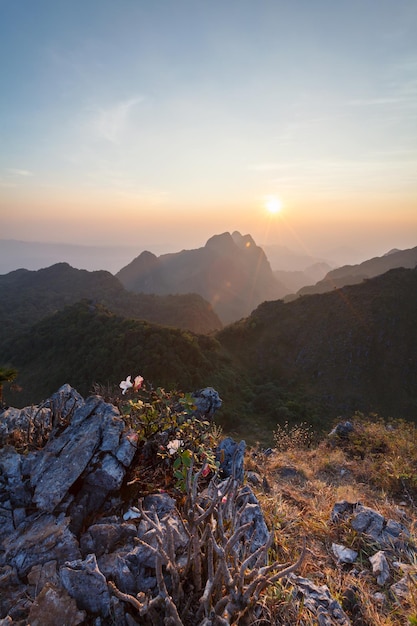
0,262,222,345
1,300,232,408
292,245,417,298
116,231,288,324
217,266,417,431
3,266,417,444
261,243,332,271
274,262,332,294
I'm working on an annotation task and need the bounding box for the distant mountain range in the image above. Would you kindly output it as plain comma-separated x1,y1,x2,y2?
0,263,222,345
291,246,417,299
116,231,288,324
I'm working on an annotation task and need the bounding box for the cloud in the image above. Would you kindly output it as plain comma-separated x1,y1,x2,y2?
92,96,144,143
6,168,34,177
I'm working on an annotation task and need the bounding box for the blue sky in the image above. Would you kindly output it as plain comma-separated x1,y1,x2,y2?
1,0,416,259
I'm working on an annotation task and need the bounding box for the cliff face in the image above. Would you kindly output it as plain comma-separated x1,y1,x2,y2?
117,232,287,324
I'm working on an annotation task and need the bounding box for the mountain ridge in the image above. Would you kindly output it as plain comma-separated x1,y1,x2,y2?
0,262,222,344
292,245,417,298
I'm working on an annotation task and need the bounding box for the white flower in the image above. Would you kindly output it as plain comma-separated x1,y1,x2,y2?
119,375,133,395
167,439,183,455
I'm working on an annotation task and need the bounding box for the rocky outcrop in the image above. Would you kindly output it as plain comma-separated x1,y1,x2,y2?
1,384,291,625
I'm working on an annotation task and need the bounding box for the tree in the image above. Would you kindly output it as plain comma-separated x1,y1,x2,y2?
0,366,18,407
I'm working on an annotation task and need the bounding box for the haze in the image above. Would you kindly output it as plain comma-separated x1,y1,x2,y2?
1,0,416,269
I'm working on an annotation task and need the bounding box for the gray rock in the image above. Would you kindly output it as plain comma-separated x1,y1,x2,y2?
27,582,86,626
331,501,410,550
143,492,177,517
44,384,85,427
369,551,390,585
115,430,138,466
192,387,222,420
3,513,81,577
216,437,246,483
0,406,53,447
85,453,125,491
390,573,417,600
60,553,111,617
332,543,358,564
290,575,351,625
0,446,31,507
80,522,137,557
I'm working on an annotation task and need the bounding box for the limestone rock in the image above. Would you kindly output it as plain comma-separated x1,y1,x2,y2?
332,543,358,564
60,553,111,617
369,550,390,585
27,582,86,626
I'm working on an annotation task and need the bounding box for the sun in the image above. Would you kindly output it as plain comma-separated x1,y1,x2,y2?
264,195,283,215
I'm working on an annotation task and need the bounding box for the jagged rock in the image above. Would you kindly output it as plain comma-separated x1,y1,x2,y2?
60,553,111,617
332,543,358,564
2,513,81,577
0,406,53,448
80,521,137,558
246,470,262,487
27,582,86,626
369,551,390,585
331,501,410,550
45,384,85,427
290,575,351,625
30,395,125,512
27,560,60,590
216,437,246,483
192,387,222,420
390,572,417,600
0,446,31,509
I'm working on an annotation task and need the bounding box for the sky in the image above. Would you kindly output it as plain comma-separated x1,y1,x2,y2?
1,0,416,264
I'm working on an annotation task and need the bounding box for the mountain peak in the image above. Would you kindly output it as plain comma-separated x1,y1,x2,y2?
231,231,257,250
205,232,236,252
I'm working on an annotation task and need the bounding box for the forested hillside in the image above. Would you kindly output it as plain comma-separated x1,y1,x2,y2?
0,262,222,344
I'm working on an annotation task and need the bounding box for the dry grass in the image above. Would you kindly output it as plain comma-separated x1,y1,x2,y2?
244,416,417,625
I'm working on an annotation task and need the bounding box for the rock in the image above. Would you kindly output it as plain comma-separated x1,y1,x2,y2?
390,573,417,600
0,446,31,507
329,421,354,438
332,543,358,564
369,551,390,585
192,387,222,420
27,582,86,626
3,513,81,577
246,471,262,487
216,437,246,483
60,553,111,617
331,501,410,550
27,560,60,590
80,522,137,557
290,575,351,625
